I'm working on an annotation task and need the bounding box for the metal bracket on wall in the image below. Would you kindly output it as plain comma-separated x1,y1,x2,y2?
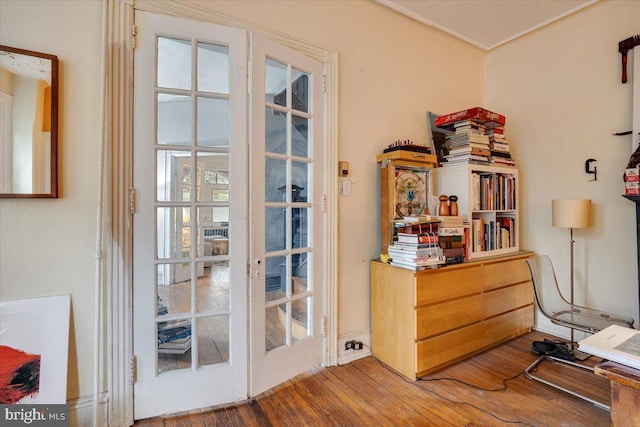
585,159,598,181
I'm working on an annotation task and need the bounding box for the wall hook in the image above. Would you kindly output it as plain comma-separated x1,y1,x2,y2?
585,158,598,181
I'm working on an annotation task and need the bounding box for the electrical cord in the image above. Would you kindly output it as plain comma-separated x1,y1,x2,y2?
418,369,526,392
363,348,537,427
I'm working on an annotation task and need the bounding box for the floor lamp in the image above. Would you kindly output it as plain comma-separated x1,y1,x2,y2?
552,199,592,351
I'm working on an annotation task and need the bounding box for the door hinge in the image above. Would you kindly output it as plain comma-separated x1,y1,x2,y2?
322,194,327,213
131,25,137,50
130,355,137,384
129,188,136,215
321,315,327,337
322,74,326,93
247,262,251,276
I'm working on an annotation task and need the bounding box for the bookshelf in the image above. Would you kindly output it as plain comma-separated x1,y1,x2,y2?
436,163,519,260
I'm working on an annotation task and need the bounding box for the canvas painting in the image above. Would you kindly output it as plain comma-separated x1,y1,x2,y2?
0,294,70,404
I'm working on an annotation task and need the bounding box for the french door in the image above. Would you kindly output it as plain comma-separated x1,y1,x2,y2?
249,34,325,396
132,11,325,419
132,11,248,419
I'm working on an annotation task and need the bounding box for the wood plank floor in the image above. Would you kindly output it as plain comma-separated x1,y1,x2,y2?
135,330,613,426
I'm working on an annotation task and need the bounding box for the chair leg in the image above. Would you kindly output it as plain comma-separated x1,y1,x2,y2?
525,355,610,411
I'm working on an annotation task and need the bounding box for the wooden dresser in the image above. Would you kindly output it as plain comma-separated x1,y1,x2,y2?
370,252,534,380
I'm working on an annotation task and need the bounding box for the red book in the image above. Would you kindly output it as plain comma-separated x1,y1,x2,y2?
435,107,506,130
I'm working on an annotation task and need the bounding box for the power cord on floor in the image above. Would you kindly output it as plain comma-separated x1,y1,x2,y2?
418,369,526,392
364,349,537,427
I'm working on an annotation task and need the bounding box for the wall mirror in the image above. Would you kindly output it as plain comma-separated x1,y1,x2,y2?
0,45,58,198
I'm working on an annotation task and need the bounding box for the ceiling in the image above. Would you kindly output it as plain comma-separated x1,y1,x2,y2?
376,0,598,51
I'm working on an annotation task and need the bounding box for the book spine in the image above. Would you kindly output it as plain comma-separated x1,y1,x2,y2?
158,328,192,344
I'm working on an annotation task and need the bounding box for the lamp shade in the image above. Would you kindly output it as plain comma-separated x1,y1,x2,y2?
552,199,591,229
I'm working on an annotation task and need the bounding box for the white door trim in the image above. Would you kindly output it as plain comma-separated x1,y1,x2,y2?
105,1,338,424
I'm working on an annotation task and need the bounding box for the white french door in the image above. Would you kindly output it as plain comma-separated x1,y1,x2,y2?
132,11,248,419
132,11,326,420
249,34,325,396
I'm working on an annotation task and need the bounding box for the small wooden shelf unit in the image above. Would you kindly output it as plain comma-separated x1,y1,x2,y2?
370,252,534,380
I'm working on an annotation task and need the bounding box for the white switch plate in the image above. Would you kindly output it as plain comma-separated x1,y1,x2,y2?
341,179,352,196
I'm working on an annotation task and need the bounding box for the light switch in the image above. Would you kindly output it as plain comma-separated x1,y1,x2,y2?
341,179,352,196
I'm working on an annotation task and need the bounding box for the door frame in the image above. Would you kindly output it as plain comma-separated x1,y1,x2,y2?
103,1,339,425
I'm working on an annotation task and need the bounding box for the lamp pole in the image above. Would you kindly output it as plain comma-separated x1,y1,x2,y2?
570,227,575,348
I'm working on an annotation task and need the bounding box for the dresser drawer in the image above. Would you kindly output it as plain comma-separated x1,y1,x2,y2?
416,265,483,306
416,305,534,375
484,258,531,291
484,282,533,318
416,294,483,339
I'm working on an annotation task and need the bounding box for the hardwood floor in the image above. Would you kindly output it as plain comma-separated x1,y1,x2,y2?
135,330,612,426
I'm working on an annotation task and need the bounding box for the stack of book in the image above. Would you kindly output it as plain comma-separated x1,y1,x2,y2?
487,127,515,166
436,216,468,264
158,319,192,354
157,298,192,354
442,121,491,165
434,107,516,167
388,220,445,270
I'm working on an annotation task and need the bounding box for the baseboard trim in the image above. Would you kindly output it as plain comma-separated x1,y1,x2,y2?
337,329,371,365
67,392,109,427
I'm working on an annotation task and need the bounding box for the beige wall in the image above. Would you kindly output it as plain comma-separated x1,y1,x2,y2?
0,0,103,400
486,0,640,335
198,0,485,338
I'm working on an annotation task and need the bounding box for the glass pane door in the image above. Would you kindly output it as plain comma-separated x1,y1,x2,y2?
133,11,247,419
250,33,325,396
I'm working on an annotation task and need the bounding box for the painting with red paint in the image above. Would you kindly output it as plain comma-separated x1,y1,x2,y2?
0,345,41,403
0,295,70,404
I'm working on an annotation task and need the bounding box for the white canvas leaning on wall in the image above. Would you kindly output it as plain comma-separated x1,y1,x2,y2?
0,294,70,404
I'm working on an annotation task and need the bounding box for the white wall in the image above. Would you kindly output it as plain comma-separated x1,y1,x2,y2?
0,0,103,403
486,0,640,337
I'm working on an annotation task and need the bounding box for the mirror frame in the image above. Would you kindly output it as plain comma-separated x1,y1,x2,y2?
0,45,59,198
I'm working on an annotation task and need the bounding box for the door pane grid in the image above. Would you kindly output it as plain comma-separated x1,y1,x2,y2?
263,55,315,354
154,34,233,374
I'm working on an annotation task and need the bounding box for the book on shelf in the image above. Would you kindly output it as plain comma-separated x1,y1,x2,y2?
390,256,444,271
464,227,471,260
397,233,439,244
158,336,192,354
438,235,463,243
158,326,192,344
435,215,465,227
490,142,510,152
388,245,439,257
578,325,640,370
439,241,464,249
158,319,191,331
434,107,506,131
396,223,439,234
158,336,191,350
437,227,465,236
401,214,432,222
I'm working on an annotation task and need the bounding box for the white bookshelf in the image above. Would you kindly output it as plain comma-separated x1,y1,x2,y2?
436,163,519,260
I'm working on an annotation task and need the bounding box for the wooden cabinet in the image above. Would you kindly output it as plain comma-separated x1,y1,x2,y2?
370,252,534,380
377,150,438,254
436,163,519,260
